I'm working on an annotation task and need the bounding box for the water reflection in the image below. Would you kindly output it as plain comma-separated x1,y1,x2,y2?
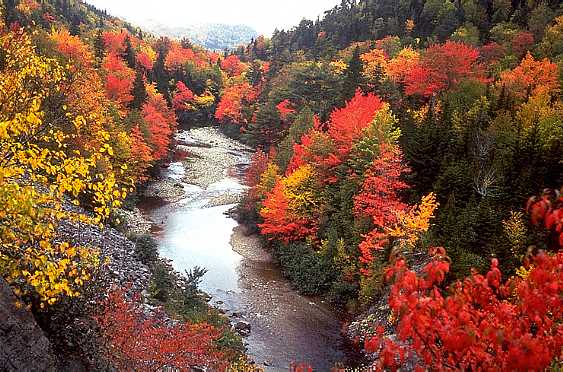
156,203,243,294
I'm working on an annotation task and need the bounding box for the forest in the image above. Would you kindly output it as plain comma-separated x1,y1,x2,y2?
0,0,562,370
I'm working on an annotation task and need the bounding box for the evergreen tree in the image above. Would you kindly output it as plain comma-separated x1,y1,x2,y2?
69,16,81,36
94,29,105,65
123,36,137,69
342,46,363,102
153,49,171,104
130,69,147,110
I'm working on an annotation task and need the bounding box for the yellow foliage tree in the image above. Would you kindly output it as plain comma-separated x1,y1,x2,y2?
387,193,439,251
0,31,125,307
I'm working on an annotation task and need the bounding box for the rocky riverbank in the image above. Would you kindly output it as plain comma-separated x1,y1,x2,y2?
177,127,252,189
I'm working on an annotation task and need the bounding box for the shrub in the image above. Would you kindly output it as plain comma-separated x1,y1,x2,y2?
275,242,336,295
132,234,159,266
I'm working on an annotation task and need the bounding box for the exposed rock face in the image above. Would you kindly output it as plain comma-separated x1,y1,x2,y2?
0,278,57,371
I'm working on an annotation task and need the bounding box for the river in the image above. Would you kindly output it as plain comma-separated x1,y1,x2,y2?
138,127,352,371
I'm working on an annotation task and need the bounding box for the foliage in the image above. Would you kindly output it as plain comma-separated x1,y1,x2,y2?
354,146,410,267
96,288,227,370
0,29,124,308
103,53,134,109
365,249,563,370
259,165,322,242
215,82,256,125
142,88,175,160
499,52,559,100
404,41,486,97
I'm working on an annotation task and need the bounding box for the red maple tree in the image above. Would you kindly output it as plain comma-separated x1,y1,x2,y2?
172,81,195,111
103,53,134,107
354,145,410,266
328,90,384,158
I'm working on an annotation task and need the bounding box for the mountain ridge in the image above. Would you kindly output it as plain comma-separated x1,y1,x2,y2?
134,19,258,51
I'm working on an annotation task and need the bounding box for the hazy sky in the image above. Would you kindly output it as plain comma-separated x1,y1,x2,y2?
85,0,340,36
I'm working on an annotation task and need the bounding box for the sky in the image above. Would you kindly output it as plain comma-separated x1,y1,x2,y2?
84,0,341,36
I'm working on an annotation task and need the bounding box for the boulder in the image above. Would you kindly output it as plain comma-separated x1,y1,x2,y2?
0,278,57,371
233,320,251,337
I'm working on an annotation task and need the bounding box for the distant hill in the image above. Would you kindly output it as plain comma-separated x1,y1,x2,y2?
141,20,258,51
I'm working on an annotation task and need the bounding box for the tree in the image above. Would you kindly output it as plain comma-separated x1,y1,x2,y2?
275,107,315,172
129,124,154,180
102,53,135,109
405,41,486,97
172,81,195,111
51,28,93,68
361,48,387,87
214,82,255,125
102,30,127,55
130,68,147,110
220,54,245,76
354,145,410,266
342,46,362,102
385,47,420,83
259,165,323,242
123,35,136,69
500,52,559,100
327,90,384,161
165,42,195,71
93,29,105,64
366,249,563,371
142,87,175,160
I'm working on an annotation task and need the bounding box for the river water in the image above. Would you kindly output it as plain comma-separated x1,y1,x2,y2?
139,128,352,371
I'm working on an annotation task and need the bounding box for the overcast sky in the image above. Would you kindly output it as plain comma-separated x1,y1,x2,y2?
85,0,340,36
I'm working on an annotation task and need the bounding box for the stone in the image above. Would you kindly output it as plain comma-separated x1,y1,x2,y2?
0,278,58,371
234,320,251,337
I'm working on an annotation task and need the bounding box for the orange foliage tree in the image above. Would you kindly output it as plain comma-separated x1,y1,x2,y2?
51,29,93,68
103,53,135,108
215,82,255,125
96,289,226,370
220,54,245,76
500,52,560,100
142,87,176,160
165,43,195,71
259,165,322,242
405,41,486,97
